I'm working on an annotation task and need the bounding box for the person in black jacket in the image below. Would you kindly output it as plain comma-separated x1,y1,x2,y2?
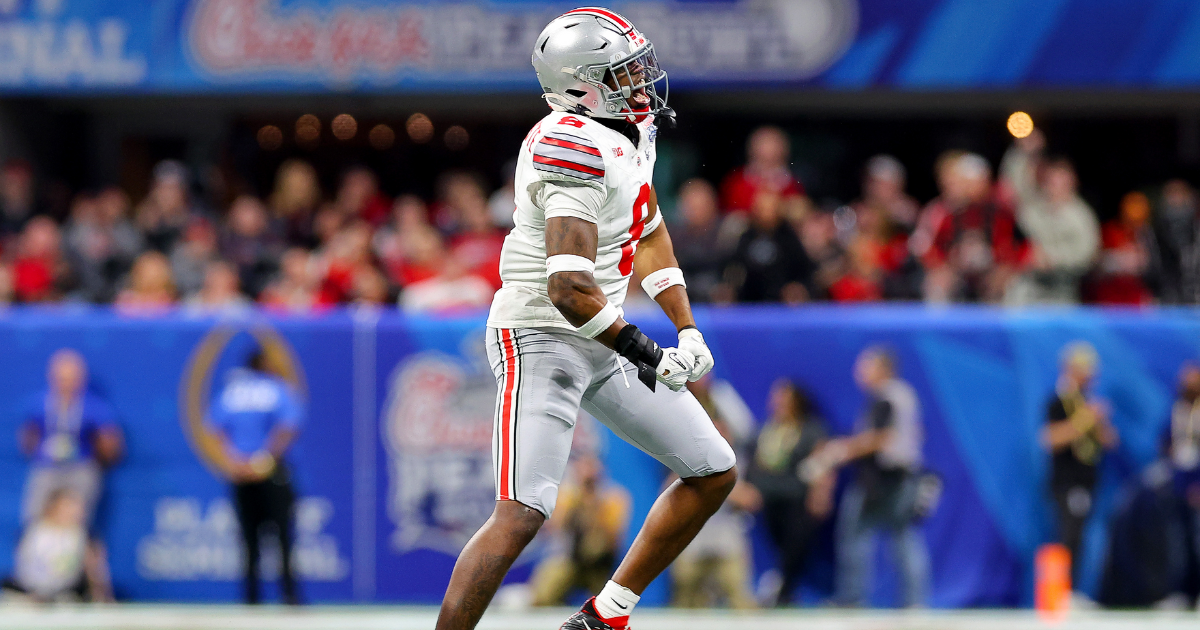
722,191,815,303
748,379,833,606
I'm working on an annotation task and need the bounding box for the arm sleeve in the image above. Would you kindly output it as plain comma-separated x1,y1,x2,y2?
535,181,607,224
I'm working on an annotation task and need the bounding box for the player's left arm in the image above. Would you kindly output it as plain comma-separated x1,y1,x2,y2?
632,185,713,381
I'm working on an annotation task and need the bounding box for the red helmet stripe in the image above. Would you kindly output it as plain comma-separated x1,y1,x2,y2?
565,7,632,30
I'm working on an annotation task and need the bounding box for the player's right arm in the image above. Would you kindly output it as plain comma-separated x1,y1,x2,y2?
545,215,627,347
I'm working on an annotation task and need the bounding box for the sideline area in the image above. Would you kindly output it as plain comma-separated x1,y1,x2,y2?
0,605,1196,630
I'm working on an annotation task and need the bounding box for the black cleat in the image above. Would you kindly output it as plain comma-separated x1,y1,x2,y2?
559,597,630,630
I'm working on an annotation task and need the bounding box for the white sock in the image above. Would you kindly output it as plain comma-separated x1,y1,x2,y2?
593,580,639,620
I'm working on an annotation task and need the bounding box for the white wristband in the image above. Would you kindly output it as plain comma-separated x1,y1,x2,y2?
641,267,686,300
546,254,595,276
577,302,619,339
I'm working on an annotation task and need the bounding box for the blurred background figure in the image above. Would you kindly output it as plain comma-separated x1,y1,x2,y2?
913,152,1022,303
830,346,928,608
221,195,282,298
671,378,760,609
260,248,320,312
134,160,197,254
1041,341,1118,593
1002,130,1100,306
721,191,814,304
1154,179,1200,304
208,349,305,605
19,349,123,528
0,159,37,245
269,159,322,248
11,216,70,303
185,260,251,314
1163,362,1200,606
670,179,732,304
63,188,143,303
398,228,494,313
4,489,113,603
529,455,630,607
721,126,809,221
115,251,177,312
1094,191,1159,305
747,379,833,607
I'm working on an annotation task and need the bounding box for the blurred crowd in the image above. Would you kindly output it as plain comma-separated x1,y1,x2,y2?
0,124,1196,312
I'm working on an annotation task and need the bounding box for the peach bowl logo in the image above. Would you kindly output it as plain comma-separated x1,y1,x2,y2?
381,347,496,555
177,324,306,480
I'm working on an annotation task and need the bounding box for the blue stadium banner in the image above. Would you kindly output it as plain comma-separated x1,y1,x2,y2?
0,305,1197,606
3,0,1200,93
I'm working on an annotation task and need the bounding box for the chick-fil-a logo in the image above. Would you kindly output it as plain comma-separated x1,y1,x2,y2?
187,0,429,80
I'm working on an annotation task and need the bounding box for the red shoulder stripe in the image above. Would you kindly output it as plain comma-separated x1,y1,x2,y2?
538,136,602,157
532,154,605,177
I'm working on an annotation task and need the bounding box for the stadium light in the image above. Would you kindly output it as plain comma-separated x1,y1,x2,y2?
256,125,283,151
332,114,357,141
406,113,434,144
444,125,469,150
369,124,396,150
295,114,321,147
1007,111,1034,138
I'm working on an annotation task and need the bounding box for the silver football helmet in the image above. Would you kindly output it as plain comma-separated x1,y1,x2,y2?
532,7,670,123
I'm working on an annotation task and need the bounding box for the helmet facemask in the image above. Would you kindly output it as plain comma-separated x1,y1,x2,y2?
585,45,668,123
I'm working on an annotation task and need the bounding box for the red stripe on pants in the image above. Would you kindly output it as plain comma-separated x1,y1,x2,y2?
499,329,516,500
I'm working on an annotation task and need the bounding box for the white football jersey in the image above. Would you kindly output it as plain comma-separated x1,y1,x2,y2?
487,110,662,333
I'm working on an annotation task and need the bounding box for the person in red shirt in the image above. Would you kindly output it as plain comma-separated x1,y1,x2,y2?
12,216,67,303
911,153,1025,303
720,126,809,217
335,166,391,227
1094,191,1159,305
446,182,505,290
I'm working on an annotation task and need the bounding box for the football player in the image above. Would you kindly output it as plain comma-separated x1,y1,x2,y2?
435,8,737,630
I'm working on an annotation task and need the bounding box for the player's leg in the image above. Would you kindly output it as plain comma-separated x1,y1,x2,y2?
578,362,736,611
436,328,591,630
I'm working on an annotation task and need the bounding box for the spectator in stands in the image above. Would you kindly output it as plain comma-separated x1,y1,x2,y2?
530,455,631,606
1001,131,1100,305
1155,179,1200,304
853,155,919,235
827,235,884,302
912,152,1023,303
398,229,494,312
315,220,378,305
185,260,251,313
0,159,37,245
434,171,489,235
260,248,320,312
670,179,731,303
375,195,437,288
721,190,815,303
269,159,322,248
209,348,304,605
829,346,929,608
351,265,391,306
18,349,123,527
1165,362,1200,605
448,187,504,290
135,160,196,253
335,166,390,226
851,156,923,299
170,217,219,299
721,126,808,219
747,379,833,607
115,251,177,311
1094,191,1160,305
0,262,12,305
1041,341,1117,590
221,195,282,298
4,489,114,602
488,158,518,229
12,216,69,303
